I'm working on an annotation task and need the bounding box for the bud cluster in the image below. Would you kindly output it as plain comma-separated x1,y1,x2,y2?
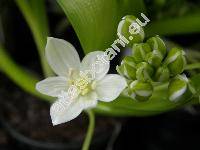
117,15,194,102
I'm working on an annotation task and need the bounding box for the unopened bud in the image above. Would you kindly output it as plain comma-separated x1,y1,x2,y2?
154,66,170,82
136,62,154,82
146,35,166,57
116,56,137,80
168,74,194,102
129,80,153,101
132,43,151,63
117,15,145,46
145,50,163,68
164,47,186,76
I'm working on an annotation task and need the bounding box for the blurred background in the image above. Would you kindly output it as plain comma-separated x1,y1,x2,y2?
0,0,200,149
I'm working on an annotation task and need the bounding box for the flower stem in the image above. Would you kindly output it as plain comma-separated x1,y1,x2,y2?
185,63,200,70
82,110,95,150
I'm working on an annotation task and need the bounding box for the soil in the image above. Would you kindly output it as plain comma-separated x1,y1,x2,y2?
0,73,116,144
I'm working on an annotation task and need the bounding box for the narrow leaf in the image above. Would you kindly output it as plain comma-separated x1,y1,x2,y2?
146,13,200,36
57,0,146,53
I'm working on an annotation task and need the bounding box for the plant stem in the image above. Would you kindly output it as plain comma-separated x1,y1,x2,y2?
15,0,53,77
82,110,95,150
185,63,200,70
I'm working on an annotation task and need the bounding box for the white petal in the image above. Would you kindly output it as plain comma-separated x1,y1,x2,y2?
95,74,127,102
36,77,68,97
78,92,98,109
81,51,110,80
46,37,81,77
50,98,83,125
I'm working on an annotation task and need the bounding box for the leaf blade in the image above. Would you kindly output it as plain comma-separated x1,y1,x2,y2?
57,0,146,53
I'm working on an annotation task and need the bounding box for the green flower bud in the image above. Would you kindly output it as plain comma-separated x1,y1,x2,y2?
116,56,137,80
146,35,166,57
145,50,163,68
136,62,154,82
154,66,170,82
117,15,145,46
168,74,195,102
129,80,153,101
164,47,186,76
132,43,151,63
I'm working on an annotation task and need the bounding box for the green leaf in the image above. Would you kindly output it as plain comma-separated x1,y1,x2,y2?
190,74,200,96
95,82,197,116
57,0,146,53
146,13,200,36
0,46,53,102
15,0,52,77
16,0,49,39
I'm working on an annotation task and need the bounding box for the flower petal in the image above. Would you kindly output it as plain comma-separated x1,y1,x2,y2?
50,98,83,125
95,74,127,102
36,77,68,97
46,37,81,77
81,51,110,80
78,92,98,109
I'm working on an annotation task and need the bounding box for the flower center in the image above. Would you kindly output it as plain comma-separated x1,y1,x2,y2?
68,69,96,96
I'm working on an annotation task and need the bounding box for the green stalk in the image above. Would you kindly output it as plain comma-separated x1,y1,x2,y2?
0,46,53,102
187,50,200,60
15,0,53,77
82,110,95,150
185,63,200,70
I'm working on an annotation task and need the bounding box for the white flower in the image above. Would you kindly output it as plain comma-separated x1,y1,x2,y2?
36,37,127,125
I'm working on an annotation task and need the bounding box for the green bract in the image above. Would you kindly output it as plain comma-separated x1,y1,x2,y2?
117,15,145,46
